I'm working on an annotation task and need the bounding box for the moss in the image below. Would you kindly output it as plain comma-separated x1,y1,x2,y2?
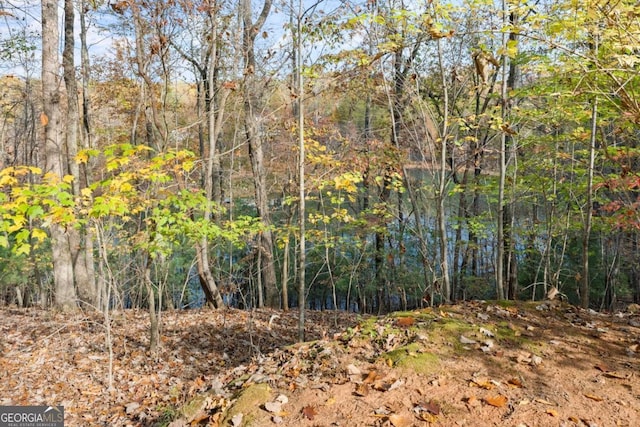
384,343,440,375
222,383,271,427
493,299,517,308
180,393,211,422
388,309,437,322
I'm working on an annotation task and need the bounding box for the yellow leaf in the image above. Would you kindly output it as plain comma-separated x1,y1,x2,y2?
546,409,559,417
75,151,89,164
40,112,48,126
0,174,17,187
31,228,48,242
584,394,603,402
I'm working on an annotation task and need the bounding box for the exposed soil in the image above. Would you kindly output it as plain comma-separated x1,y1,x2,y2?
1,301,639,426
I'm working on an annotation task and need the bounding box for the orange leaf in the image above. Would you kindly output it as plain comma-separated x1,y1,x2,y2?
388,413,412,427
363,370,378,384
40,113,49,126
508,378,523,388
302,405,318,420
484,395,508,407
584,394,603,402
470,378,494,390
395,317,415,327
546,409,559,417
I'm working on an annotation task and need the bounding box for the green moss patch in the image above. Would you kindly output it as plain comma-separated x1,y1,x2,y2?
384,343,440,375
222,383,271,427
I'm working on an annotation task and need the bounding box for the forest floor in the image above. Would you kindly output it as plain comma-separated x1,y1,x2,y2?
1,300,639,427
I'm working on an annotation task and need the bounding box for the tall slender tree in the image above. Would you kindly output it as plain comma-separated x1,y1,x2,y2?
42,0,76,310
241,0,279,308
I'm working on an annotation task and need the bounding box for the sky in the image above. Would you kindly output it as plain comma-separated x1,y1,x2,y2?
1,0,360,78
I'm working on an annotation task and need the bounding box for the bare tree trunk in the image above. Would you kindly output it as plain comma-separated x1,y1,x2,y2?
582,96,597,308
503,10,520,301
496,0,509,300
42,0,77,311
294,2,306,341
435,38,451,303
144,257,159,352
242,0,278,308
63,0,96,308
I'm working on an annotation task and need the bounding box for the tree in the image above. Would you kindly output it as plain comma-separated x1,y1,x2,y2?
63,0,97,308
241,0,279,308
42,0,76,310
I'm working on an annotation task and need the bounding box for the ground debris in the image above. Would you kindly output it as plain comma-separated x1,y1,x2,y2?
1,302,639,426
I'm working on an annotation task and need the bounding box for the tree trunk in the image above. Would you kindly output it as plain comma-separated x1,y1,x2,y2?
144,257,159,352
496,0,510,301
435,38,452,303
581,97,597,308
63,0,96,308
242,0,278,308
42,0,77,311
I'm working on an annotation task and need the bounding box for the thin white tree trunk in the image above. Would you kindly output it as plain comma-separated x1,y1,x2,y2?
42,0,77,310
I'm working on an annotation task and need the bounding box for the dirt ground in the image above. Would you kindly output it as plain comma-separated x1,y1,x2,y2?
1,301,639,426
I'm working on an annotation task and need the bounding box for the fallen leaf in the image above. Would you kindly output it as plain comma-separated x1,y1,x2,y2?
125,402,140,414
388,413,412,427
416,412,438,422
584,394,603,402
464,395,481,407
470,378,494,390
535,398,554,405
396,317,415,327
423,400,441,415
373,381,392,391
594,364,611,372
484,394,508,407
363,370,378,384
508,378,523,388
301,405,318,420
546,409,559,417
40,113,48,126
354,383,369,396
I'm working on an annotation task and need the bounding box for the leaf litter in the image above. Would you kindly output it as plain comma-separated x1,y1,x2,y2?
1,301,639,426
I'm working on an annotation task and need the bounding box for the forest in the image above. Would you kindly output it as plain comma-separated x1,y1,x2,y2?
1,0,640,342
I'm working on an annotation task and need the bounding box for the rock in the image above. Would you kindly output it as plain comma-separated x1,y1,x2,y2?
264,401,282,414
460,335,477,345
